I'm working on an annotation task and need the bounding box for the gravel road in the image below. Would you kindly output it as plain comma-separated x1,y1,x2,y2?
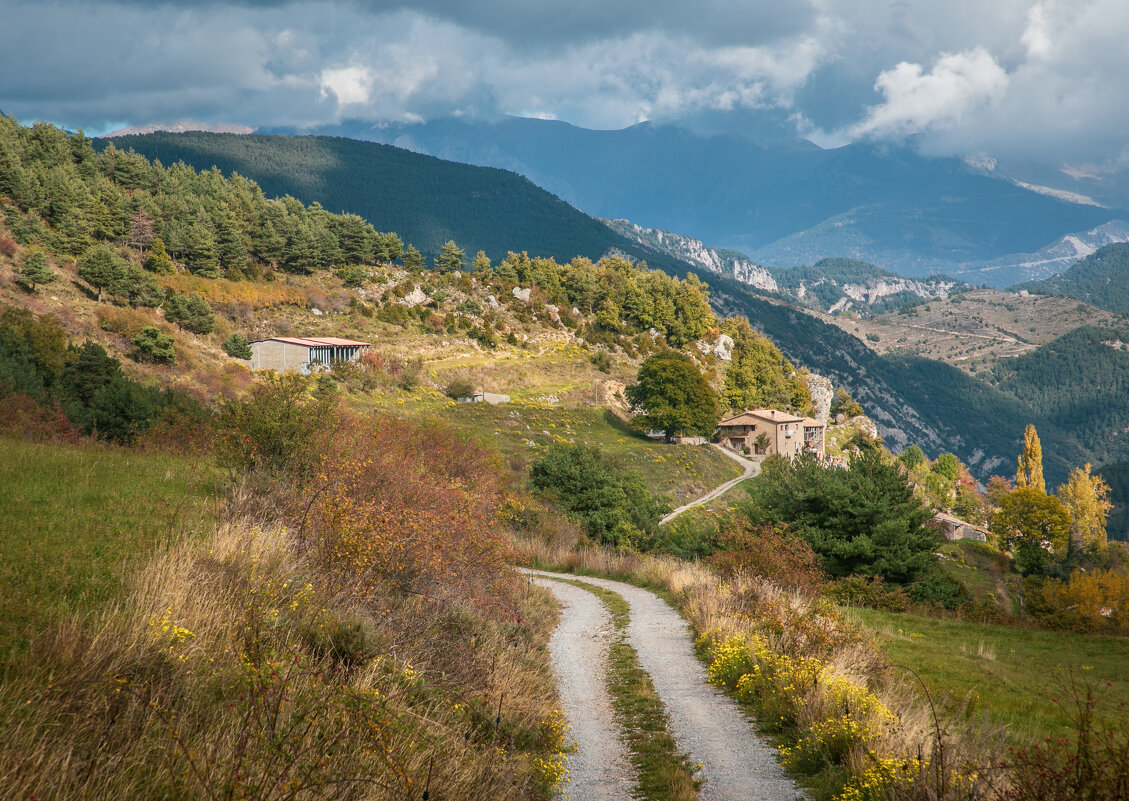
526,569,806,801
531,577,634,800
661,445,761,525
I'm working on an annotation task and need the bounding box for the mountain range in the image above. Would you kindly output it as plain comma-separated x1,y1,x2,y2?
258,116,1128,285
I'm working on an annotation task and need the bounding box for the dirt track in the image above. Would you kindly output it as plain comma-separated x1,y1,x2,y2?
526,569,805,801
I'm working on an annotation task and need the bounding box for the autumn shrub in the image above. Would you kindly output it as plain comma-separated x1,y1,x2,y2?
709,519,826,595
96,304,156,338
0,392,80,443
1024,569,1129,633
0,235,18,257
160,272,306,309
302,413,517,613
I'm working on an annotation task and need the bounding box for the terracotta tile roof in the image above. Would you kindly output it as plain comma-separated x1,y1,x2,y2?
249,336,371,347
718,408,804,426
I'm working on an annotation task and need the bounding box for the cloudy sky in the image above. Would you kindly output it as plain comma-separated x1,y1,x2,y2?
2,0,1128,166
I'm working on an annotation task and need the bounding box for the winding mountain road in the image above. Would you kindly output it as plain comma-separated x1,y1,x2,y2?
524,569,805,801
660,445,761,525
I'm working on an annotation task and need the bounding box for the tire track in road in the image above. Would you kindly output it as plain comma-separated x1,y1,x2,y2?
532,577,634,800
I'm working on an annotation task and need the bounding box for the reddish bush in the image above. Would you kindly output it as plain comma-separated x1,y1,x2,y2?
0,393,81,443
304,413,517,615
709,520,826,596
0,236,18,257
999,678,1129,800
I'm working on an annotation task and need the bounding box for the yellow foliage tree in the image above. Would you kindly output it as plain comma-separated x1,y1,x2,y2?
1015,424,1045,493
1057,463,1112,550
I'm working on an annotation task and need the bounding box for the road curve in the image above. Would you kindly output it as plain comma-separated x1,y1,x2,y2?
530,577,634,800
661,445,761,525
525,569,806,801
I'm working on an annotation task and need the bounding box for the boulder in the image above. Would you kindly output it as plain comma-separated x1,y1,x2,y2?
512,286,532,303
401,285,427,307
804,373,834,422
713,333,734,361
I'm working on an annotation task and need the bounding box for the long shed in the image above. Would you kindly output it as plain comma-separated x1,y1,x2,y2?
247,336,371,374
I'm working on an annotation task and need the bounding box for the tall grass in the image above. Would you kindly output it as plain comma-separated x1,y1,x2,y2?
0,437,220,655
0,522,563,800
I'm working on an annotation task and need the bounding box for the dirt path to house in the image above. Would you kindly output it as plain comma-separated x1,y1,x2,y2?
660,445,761,525
525,569,806,801
530,577,634,800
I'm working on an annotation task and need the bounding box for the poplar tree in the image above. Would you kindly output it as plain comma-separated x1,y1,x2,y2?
1057,463,1112,550
1016,423,1045,493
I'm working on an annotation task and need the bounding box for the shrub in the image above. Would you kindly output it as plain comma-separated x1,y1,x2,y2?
163,291,215,335
215,372,338,477
335,264,369,287
444,377,475,400
528,444,667,548
221,333,253,360
708,520,826,596
131,326,176,364
591,350,613,373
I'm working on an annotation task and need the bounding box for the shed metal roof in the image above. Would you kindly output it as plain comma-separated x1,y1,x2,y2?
249,336,371,347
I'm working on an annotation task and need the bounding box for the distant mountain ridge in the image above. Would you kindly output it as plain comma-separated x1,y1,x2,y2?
261,116,1125,285
608,219,966,315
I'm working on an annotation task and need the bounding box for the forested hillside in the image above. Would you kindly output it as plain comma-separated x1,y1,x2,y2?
1016,242,1129,313
990,326,1129,465
96,131,688,270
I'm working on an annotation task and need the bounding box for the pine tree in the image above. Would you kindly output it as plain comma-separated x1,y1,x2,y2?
185,220,220,278
472,250,491,275
434,240,465,273
144,237,174,273
1016,423,1045,493
77,244,125,302
16,250,56,292
401,244,424,271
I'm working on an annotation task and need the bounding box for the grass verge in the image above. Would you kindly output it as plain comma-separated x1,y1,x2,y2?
551,577,700,801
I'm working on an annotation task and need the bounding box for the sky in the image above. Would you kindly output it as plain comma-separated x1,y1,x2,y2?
2,0,1128,167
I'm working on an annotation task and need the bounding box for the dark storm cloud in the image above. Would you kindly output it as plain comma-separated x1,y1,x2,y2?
3,0,1129,166
90,0,821,48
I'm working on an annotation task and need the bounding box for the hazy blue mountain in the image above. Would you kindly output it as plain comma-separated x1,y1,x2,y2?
261,117,1122,283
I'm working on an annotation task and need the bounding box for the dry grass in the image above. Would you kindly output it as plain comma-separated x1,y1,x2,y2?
0,521,564,800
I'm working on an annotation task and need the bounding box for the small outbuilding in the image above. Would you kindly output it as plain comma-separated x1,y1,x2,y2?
247,336,371,374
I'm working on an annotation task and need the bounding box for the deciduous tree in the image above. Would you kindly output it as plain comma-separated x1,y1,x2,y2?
1057,463,1112,550
1016,423,1045,492
626,350,719,441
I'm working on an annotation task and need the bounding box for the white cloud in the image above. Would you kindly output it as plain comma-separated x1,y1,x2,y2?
849,48,1009,139
319,65,374,105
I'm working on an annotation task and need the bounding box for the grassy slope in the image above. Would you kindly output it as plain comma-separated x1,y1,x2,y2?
0,438,219,655
360,386,742,501
848,607,1129,744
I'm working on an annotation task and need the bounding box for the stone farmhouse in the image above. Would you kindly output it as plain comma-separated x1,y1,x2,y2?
716,408,826,459
247,336,371,374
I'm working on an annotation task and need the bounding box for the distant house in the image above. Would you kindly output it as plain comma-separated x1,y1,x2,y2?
931,513,989,543
247,336,371,374
457,391,511,405
716,408,826,458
